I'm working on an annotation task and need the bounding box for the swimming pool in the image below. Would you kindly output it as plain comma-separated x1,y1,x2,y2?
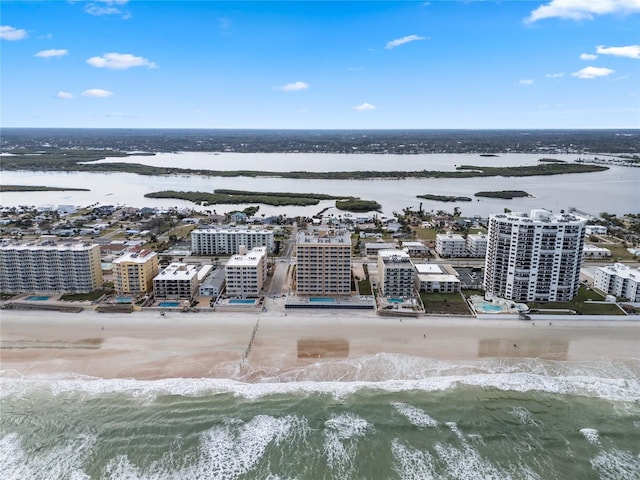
26,295,50,301
309,297,337,303
115,296,132,304
476,302,504,313
229,299,256,305
388,298,404,304
159,301,180,307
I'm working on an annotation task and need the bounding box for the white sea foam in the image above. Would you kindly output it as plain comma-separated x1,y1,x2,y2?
323,413,371,479
0,432,95,480
391,438,440,480
580,428,601,445
392,402,439,428
510,406,541,427
590,448,640,480
1,356,639,403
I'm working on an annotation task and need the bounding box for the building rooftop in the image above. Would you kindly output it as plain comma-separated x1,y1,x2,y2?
113,249,157,264
297,230,351,245
155,262,199,281
226,247,267,266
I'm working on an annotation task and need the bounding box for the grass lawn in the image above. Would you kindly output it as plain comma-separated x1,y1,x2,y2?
358,279,372,295
605,245,638,261
420,292,472,315
528,286,625,315
60,290,107,302
412,227,437,241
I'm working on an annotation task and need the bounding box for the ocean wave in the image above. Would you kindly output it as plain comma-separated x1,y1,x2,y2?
1,355,639,403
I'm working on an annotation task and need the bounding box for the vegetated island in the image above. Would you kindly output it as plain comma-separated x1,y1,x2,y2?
538,158,567,163
0,185,90,192
474,190,531,199
416,194,472,202
0,149,609,179
144,189,381,212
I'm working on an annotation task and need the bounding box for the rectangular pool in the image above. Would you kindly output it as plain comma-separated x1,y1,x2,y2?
159,301,180,307
26,295,50,301
229,299,257,305
309,297,337,303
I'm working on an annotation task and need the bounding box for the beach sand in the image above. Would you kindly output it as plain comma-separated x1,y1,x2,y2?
1,306,638,381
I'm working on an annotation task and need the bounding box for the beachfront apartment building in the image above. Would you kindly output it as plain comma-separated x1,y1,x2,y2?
190,226,274,255
112,249,159,295
377,250,417,298
466,233,488,258
484,209,586,302
296,230,351,295
415,264,461,293
224,246,267,297
593,263,640,301
0,239,103,293
435,233,467,258
153,262,200,300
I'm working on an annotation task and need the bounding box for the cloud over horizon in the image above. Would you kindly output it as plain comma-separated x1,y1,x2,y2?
571,66,615,78
527,0,640,22
0,25,27,40
82,89,114,97
275,81,310,92
35,49,69,58
385,35,427,49
84,0,130,18
56,91,74,99
597,44,640,59
353,102,377,111
87,52,157,70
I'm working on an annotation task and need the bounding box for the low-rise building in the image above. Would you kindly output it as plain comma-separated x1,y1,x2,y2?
364,242,397,257
402,241,430,257
153,262,200,300
466,233,488,258
199,268,226,297
415,264,461,293
377,250,416,298
586,225,608,235
435,233,467,258
112,249,159,295
225,246,267,297
593,263,640,301
582,244,612,258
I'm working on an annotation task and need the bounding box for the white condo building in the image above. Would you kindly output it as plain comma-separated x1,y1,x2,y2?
296,230,351,295
594,263,640,301
484,209,586,302
466,233,488,258
435,233,466,258
377,250,416,298
0,239,103,293
153,262,200,300
191,226,274,255
225,246,267,297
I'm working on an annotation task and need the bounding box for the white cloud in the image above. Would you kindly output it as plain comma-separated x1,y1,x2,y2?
596,44,640,59
580,53,598,60
34,49,69,58
385,34,427,49
0,25,27,41
527,0,640,22
85,0,130,17
546,72,565,78
86,52,157,70
571,66,615,78
275,81,310,92
519,79,534,85
353,102,377,111
82,89,114,97
56,91,74,99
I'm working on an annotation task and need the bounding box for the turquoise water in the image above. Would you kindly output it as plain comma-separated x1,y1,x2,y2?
477,302,504,313
310,297,337,303
26,296,50,301
2,357,639,479
388,298,404,304
229,299,256,305
159,301,180,307
115,297,132,304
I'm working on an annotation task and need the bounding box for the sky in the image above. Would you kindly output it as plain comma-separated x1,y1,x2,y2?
1,0,639,129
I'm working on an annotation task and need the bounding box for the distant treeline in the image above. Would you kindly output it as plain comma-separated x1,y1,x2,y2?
0,149,609,179
474,190,531,199
2,128,638,154
0,185,90,192
416,194,472,202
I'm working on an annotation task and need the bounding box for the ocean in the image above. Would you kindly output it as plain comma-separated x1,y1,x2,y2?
2,356,639,479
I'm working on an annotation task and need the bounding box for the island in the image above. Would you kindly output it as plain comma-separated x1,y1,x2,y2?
474,190,531,199
0,185,90,192
416,194,472,202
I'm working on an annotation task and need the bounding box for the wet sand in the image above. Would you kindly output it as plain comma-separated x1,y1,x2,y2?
1,309,638,381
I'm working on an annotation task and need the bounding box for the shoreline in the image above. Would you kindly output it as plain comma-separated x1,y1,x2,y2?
1,310,638,382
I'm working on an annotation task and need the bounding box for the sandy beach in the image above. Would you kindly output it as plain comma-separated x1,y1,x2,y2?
1,306,638,382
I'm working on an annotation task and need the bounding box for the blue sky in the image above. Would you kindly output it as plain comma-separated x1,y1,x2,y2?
1,0,639,129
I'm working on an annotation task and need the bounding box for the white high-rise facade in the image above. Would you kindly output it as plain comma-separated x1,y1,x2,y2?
191,226,274,255
484,209,586,302
225,246,268,297
377,250,416,298
296,230,351,295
